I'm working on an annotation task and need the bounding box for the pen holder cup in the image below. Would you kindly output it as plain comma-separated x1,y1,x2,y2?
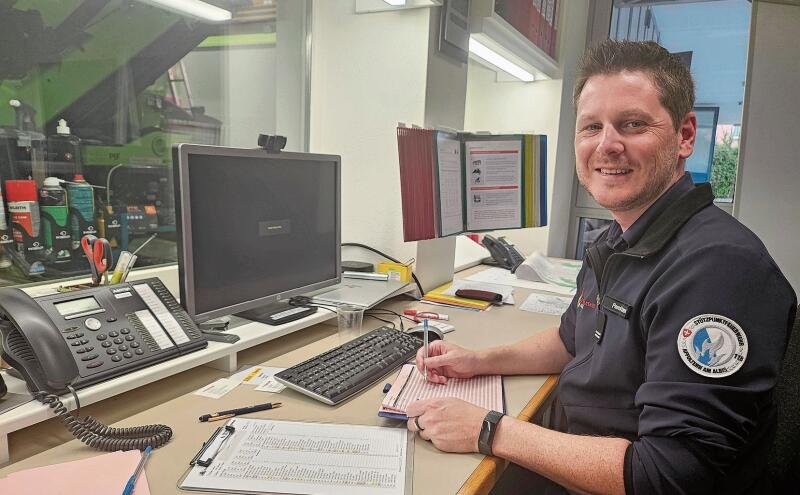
336,304,364,343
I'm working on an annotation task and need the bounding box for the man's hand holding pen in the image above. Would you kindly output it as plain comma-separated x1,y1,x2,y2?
415,340,481,384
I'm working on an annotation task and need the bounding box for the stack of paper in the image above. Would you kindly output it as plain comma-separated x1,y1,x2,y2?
379,364,504,420
397,125,547,242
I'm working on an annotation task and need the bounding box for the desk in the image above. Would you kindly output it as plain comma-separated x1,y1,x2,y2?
0,269,560,494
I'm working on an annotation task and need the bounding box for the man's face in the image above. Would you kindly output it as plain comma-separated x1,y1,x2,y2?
574,71,694,216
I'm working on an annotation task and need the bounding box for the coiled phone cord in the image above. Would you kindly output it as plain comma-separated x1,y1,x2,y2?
33,390,173,451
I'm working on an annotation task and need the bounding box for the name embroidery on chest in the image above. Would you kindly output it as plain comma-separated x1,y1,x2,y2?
601,296,632,319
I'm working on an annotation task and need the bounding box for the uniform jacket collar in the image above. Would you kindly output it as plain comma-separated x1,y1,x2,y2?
596,173,715,259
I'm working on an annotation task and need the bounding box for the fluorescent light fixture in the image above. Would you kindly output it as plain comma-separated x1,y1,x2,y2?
139,0,232,22
468,37,535,82
383,0,407,5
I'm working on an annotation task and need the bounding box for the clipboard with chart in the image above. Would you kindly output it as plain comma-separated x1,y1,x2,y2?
178,418,414,495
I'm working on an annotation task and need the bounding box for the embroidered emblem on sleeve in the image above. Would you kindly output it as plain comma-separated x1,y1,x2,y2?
677,314,748,378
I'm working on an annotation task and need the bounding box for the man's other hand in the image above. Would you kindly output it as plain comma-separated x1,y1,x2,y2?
406,397,489,453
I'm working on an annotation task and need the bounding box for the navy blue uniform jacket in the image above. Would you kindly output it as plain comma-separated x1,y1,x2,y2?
558,174,797,494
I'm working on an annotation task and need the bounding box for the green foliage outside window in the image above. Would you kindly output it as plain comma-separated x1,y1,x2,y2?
710,132,739,199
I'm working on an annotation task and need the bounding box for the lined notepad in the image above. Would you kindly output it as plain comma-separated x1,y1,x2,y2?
378,364,504,420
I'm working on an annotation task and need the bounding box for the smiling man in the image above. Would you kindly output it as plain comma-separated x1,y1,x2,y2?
406,40,796,494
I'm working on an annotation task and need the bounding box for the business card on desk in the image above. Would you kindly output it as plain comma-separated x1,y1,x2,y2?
230,366,286,387
194,378,239,399
255,376,286,393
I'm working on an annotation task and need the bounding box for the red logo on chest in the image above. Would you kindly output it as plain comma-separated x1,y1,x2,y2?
682,328,693,338
577,291,598,310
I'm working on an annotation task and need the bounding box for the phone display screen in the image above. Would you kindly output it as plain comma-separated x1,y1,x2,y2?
54,296,101,316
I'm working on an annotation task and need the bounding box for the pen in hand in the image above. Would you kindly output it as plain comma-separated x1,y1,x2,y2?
423,319,429,380
199,402,282,422
122,446,152,495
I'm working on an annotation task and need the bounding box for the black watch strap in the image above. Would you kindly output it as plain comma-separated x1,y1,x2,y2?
478,410,505,456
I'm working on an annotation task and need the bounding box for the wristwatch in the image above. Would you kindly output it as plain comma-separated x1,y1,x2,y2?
478,410,505,456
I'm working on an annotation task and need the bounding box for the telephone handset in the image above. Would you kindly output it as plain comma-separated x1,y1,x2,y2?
0,288,79,394
481,234,526,272
0,278,207,451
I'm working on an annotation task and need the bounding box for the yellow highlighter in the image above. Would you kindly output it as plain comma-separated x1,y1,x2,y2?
110,251,138,284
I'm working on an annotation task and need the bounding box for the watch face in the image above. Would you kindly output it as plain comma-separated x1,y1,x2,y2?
479,411,504,456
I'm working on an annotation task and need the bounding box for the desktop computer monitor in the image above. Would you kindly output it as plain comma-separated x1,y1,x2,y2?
173,144,341,323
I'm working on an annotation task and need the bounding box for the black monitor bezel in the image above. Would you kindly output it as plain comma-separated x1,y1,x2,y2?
173,143,341,323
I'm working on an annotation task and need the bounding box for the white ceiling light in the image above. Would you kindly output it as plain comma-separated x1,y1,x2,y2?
383,0,408,5
468,37,535,82
139,0,232,22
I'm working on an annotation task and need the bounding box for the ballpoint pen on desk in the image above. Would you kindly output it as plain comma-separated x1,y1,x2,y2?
121,446,152,495
199,402,282,422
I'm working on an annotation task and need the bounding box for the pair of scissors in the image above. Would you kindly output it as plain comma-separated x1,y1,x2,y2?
81,234,113,286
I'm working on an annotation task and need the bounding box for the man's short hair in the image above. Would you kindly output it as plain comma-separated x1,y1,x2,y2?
573,40,695,131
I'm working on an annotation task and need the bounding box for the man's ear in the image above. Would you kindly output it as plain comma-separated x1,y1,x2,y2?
678,112,697,160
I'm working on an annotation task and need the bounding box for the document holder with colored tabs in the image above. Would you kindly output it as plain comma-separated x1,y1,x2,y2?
379,364,505,420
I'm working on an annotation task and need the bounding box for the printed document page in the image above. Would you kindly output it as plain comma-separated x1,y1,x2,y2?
436,133,464,236
520,293,573,316
180,418,410,495
464,139,522,231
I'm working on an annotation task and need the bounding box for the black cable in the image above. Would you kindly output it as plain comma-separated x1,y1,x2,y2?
365,308,417,331
289,296,338,314
341,242,424,298
68,385,80,418
310,304,337,314
33,391,172,452
366,314,395,329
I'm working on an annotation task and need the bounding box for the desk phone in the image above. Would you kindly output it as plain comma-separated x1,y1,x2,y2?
0,278,207,395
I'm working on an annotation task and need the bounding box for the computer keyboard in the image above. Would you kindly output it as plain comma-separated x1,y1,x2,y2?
274,326,424,405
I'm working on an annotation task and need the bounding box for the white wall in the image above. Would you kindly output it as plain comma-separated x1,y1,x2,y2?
734,0,800,292
309,1,431,263
463,62,562,254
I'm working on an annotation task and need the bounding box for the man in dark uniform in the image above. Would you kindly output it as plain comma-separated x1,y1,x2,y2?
405,40,797,494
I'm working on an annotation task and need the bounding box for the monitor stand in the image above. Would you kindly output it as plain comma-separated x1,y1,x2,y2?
236,301,318,326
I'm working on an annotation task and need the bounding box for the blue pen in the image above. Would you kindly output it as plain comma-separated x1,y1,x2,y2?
423,319,429,380
122,446,152,495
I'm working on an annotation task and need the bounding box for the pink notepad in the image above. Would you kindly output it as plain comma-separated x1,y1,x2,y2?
379,364,504,419
0,449,150,495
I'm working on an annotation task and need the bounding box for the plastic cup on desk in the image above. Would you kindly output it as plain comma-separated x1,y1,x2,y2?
336,304,364,343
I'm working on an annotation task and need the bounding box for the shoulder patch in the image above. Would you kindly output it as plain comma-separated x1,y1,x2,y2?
677,314,748,378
